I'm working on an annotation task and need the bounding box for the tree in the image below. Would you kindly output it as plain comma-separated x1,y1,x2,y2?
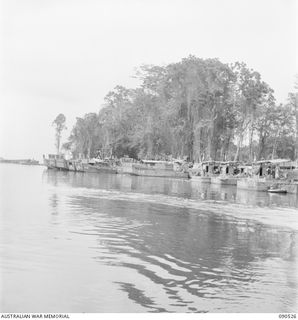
64,56,295,162
255,103,294,160
231,62,271,162
67,113,100,158
288,75,298,160
52,113,67,154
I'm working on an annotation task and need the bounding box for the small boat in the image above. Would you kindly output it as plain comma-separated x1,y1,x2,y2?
268,188,287,194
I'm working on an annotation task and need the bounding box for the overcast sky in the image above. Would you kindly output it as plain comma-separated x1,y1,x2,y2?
0,0,297,160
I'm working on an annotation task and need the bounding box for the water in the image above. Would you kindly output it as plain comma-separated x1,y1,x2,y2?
0,163,297,312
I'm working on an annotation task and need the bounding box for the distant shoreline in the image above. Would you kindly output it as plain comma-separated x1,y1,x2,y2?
0,159,40,165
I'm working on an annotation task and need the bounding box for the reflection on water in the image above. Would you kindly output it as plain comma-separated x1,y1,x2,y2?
0,164,297,312
43,169,298,209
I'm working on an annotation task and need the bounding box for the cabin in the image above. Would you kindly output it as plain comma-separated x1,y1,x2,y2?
253,159,293,179
190,161,220,182
43,154,68,170
118,157,136,174
210,161,243,185
199,161,221,176
237,159,298,193
219,161,241,175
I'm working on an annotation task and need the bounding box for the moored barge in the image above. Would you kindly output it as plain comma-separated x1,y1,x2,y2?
130,160,189,179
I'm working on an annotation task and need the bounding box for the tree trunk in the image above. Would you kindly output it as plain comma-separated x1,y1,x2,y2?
234,133,243,162
188,130,194,161
258,134,266,160
295,107,298,160
271,136,278,159
146,117,153,158
56,133,61,154
220,143,224,161
224,132,232,161
87,142,91,159
207,112,216,161
193,125,201,162
248,124,254,162
57,139,60,155
206,125,213,160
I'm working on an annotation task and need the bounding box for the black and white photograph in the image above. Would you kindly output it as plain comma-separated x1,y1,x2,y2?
0,0,297,316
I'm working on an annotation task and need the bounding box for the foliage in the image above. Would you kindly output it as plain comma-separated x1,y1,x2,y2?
64,113,101,158
287,75,298,159
64,57,297,161
52,113,67,154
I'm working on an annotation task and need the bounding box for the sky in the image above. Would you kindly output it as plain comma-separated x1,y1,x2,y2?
0,0,297,160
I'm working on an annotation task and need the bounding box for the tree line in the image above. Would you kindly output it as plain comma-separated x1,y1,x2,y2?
59,56,298,162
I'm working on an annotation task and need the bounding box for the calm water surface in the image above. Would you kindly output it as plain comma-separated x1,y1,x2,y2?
0,163,297,312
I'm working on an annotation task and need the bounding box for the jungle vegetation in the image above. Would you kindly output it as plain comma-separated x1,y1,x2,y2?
61,56,298,162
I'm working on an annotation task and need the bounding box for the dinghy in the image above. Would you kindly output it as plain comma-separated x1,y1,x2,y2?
268,188,287,194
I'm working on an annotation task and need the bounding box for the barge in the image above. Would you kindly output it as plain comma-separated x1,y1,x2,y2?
82,159,117,174
130,160,189,179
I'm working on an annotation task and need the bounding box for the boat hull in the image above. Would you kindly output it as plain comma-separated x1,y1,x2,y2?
211,176,238,186
55,159,69,170
190,176,211,183
131,165,189,179
83,164,117,174
43,158,58,169
237,178,273,192
117,163,134,174
268,189,287,194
